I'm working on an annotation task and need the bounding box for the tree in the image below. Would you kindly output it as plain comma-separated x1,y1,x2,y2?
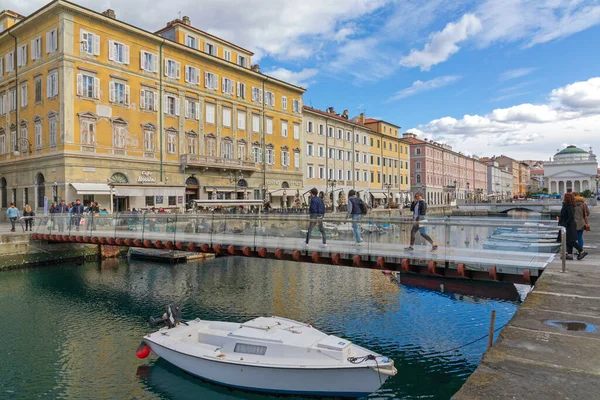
581,189,592,198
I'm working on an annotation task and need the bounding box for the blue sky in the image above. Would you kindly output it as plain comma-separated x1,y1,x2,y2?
11,0,600,160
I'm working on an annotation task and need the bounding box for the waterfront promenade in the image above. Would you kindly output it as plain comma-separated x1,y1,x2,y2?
454,208,600,399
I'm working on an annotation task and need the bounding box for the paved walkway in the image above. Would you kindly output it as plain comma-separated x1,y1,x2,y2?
453,208,600,399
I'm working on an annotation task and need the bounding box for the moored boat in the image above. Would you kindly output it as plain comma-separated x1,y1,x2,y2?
139,308,396,397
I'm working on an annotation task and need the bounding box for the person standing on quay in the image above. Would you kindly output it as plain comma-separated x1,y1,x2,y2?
6,203,20,232
347,190,365,245
23,204,35,232
573,192,590,249
305,188,327,247
56,200,69,232
559,192,588,260
72,199,85,231
405,192,438,252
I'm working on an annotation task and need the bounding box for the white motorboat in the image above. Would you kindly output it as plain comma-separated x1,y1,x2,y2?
140,311,396,398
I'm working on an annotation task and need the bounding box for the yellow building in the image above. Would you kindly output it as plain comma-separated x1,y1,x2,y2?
0,1,304,214
359,116,410,207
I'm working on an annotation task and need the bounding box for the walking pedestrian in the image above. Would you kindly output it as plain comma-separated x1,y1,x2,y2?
305,188,327,247
56,200,69,232
405,192,438,251
347,190,366,245
6,203,20,232
86,200,99,231
72,199,84,231
573,192,590,249
22,204,35,231
559,192,587,260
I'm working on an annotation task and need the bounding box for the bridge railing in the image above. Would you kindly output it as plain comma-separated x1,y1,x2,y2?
32,213,564,272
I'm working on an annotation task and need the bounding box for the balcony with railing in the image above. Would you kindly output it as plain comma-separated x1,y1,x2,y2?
180,154,258,172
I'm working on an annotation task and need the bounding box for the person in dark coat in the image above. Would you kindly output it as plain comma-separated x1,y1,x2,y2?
305,188,327,247
559,192,588,260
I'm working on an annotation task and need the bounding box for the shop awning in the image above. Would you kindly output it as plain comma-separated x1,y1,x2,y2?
71,183,111,195
370,192,388,199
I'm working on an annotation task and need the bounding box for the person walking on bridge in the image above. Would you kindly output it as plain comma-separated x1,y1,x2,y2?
305,188,327,247
559,192,588,260
347,190,366,245
405,192,438,252
573,192,590,250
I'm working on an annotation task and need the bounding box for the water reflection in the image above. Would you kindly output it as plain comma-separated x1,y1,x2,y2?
0,257,519,399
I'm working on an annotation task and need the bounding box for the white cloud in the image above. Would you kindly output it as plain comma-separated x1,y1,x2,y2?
265,67,319,88
499,67,536,81
409,76,600,158
386,75,461,102
399,14,482,71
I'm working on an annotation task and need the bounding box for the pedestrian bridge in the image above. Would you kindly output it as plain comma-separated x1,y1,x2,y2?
30,214,561,284
457,201,563,213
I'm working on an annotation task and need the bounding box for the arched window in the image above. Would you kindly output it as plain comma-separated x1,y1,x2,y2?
109,172,129,183
281,181,290,189
186,176,199,186
36,173,45,208
237,179,248,188
0,178,7,208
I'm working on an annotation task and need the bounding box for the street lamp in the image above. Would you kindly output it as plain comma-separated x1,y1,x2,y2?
13,138,32,156
466,181,470,202
383,183,392,208
327,180,337,210
227,171,244,201
53,182,58,203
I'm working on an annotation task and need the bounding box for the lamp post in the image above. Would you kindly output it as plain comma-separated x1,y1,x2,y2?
453,180,457,201
383,183,392,208
327,180,337,211
227,170,244,201
466,181,470,202
53,182,58,203
13,137,32,156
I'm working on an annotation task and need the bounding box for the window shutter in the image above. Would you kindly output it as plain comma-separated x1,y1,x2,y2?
175,98,180,116
93,78,100,99
125,85,130,105
163,95,168,113
221,77,226,93
140,50,145,70
109,81,115,102
195,68,200,85
140,89,146,109
80,30,86,51
53,74,58,96
16,48,21,67
52,32,57,52
0,58,3,76
124,45,130,64
184,100,190,118
93,34,100,55
259,89,263,103
46,32,51,53
185,66,189,83
175,62,180,79
152,54,158,72
204,72,209,88
236,82,241,98
76,74,83,96
47,75,51,98
153,92,158,111
195,102,200,120
31,39,36,60
108,40,114,61
164,59,169,76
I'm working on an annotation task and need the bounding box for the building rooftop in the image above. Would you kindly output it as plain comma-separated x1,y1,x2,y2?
555,145,588,156
303,106,371,129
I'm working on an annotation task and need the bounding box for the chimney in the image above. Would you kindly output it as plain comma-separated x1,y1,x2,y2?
342,110,348,119
102,9,116,19
358,113,365,124
251,64,261,73
182,16,191,25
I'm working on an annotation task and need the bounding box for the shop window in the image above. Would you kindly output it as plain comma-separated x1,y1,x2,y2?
168,196,176,206
145,196,154,206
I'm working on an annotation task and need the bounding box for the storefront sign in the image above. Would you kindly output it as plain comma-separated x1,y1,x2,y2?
177,196,183,204
138,170,156,183
266,180,303,187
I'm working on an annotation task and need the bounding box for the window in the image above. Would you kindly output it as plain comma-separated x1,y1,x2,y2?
109,81,130,105
144,130,155,151
293,123,299,140
46,29,58,53
236,82,246,99
145,196,154,206
328,168,334,180
356,170,360,181
306,143,314,156
204,72,218,90
205,137,216,157
252,87,263,103
47,72,59,98
20,126,27,149
185,34,198,49
328,127,333,137
266,117,273,134
416,148,421,155
252,115,260,132
20,84,27,107
294,152,300,167
318,167,325,179
307,121,313,133
282,96,287,110
108,40,129,64
363,154,367,164
222,77,234,95
205,103,215,124
319,124,324,135
416,161,421,170
185,100,200,120
165,59,180,79
80,30,99,56
141,51,158,72
416,174,421,184
318,146,324,158
0,133,4,155
307,165,314,179
112,124,127,150
168,196,177,206
187,134,197,155
204,42,217,56
237,55,247,67
49,118,57,146
31,37,43,60
34,77,42,102
364,171,368,182
237,111,246,130
185,66,200,84
77,74,100,99
17,44,27,67
363,136,367,145
80,119,96,146
167,132,177,154
252,147,262,163
328,148,334,159
0,93,5,115
346,151,351,161
223,49,231,61
292,99,301,113
223,108,232,127
264,91,275,106
281,121,288,138
337,129,342,140
281,150,290,166
140,89,157,111
238,143,246,160
5,51,14,73
34,123,42,149
265,148,274,165
347,170,352,181
165,94,179,116
338,150,343,160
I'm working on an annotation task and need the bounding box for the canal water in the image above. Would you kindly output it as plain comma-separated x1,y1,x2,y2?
0,257,520,399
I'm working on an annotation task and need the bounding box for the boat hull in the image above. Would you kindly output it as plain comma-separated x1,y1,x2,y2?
147,340,389,398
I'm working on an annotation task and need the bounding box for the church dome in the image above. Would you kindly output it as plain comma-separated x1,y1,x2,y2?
555,145,588,156
553,145,596,162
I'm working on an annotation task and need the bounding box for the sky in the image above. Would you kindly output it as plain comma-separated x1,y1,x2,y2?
8,0,600,161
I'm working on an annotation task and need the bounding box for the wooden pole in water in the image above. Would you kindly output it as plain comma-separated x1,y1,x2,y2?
487,310,496,350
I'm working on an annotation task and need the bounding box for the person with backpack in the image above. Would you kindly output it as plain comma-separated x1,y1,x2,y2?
347,190,366,245
305,188,327,247
405,192,438,252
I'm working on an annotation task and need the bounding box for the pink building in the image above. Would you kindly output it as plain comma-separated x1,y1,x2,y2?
403,133,488,204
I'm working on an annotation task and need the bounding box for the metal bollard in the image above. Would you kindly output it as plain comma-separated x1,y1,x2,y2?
561,226,566,273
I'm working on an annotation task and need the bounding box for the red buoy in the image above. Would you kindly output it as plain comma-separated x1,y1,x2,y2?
136,342,151,359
